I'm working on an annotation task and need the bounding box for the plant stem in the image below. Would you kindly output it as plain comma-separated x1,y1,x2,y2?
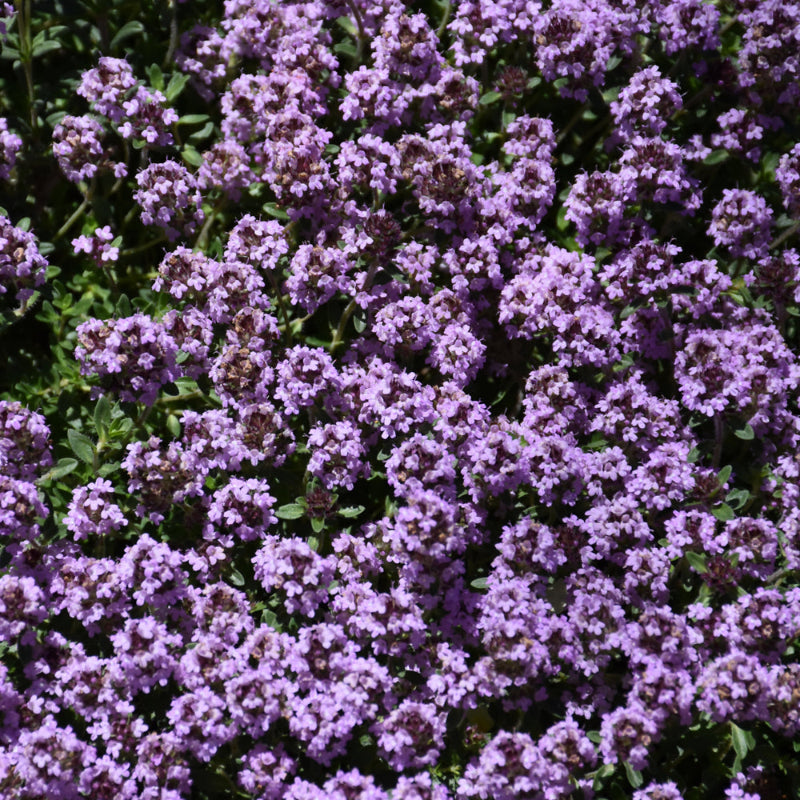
769,220,800,251
53,196,90,241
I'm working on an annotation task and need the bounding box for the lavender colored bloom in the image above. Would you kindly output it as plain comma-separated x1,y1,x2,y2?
0,117,21,180
253,535,335,616
0,401,52,480
393,773,452,800
0,476,47,543
117,85,178,145
634,782,684,800
712,109,778,163
167,686,236,762
307,419,369,490
0,574,47,643
498,243,619,367
77,57,137,122
599,701,661,770
134,160,204,241
198,139,254,200
122,436,208,521
457,731,540,800
72,225,120,267
373,700,447,771
110,616,182,693
653,0,720,54
207,477,277,542
610,66,682,138
238,744,296,799
776,143,800,218
175,24,228,101
674,320,800,430
63,478,128,540
565,169,639,248
76,313,180,405
286,243,353,313
0,216,48,308
225,214,289,270
274,346,341,415
708,189,773,259
696,649,769,724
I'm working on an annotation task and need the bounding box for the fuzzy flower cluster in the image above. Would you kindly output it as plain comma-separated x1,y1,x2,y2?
5,2,800,800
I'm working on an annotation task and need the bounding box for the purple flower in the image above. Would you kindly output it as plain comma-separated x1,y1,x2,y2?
307,419,369,490
0,117,21,180
0,401,52,480
373,700,447,771
134,160,204,241
206,477,277,542
708,189,773,259
253,535,335,616
76,313,180,405
0,216,48,308
77,57,137,122
72,225,120,266
64,478,128,540
610,66,682,138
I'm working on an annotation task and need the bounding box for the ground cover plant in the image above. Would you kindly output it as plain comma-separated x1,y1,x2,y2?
1,0,800,797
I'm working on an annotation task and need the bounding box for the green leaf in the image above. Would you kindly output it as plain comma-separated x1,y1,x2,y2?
97,462,120,478
93,395,112,436
335,15,358,36
726,488,751,510
67,430,95,465
116,294,133,317
110,20,145,50
333,41,357,58
685,551,708,573
263,202,290,220
146,63,164,92
717,464,732,487
45,457,78,481
470,577,488,590
165,72,190,102
181,146,203,168
734,424,754,440
478,90,502,106
166,414,181,438
712,503,735,522
261,608,281,630
624,762,643,789
703,149,729,165
229,567,245,586
31,39,61,58
338,505,364,518
310,516,325,533
178,114,211,125
730,723,752,763
275,503,305,520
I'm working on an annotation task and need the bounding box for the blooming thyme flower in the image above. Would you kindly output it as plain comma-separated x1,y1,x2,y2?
0,401,52,480
0,117,21,180
134,160,204,241
610,66,682,138
198,139,254,200
77,57,137,122
75,313,180,405
206,477,277,543
776,143,800,218
63,478,128,540
708,188,773,259
72,226,120,267
0,217,48,309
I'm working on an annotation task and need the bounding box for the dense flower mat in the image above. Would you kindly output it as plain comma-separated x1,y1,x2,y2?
1,0,800,797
